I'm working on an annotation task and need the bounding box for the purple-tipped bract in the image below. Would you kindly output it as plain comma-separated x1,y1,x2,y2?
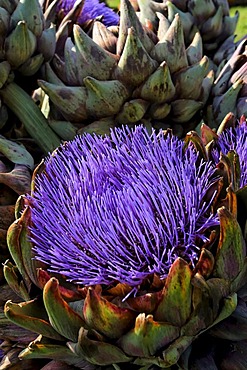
30,126,219,287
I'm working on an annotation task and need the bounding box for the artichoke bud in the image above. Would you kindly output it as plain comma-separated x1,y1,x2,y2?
5,21,36,69
18,53,44,76
154,258,192,326
166,1,194,39
201,6,223,41
174,56,209,100
117,0,154,56
171,99,203,123
213,207,246,281
37,24,56,61
84,77,130,119
38,80,88,122
0,60,11,88
0,6,10,35
43,277,86,342
187,0,215,21
73,24,117,81
92,21,118,54
118,313,180,357
151,14,188,74
83,287,136,339
10,0,44,37
114,27,158,87
148,102,171,120
116,98,149,124
186,31,203,65
133,61,176,104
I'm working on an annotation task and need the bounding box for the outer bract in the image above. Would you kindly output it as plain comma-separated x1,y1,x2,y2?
1,124,247,369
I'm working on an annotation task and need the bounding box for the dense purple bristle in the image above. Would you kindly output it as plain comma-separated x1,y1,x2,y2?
30,126,219,287
212,120,247,188
56,0,119,27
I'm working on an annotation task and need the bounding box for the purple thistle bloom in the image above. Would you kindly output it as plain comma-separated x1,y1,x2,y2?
56,0,119,27
212,119,247,188
29,126,219,287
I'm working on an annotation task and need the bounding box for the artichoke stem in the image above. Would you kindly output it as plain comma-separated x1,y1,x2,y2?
0,82,61,153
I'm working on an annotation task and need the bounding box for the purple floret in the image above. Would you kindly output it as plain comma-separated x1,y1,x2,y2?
212,119,247,188
56,0,119,27
29,126,219,287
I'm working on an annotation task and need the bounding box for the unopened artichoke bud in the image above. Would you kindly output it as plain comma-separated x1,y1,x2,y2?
5,21,37,69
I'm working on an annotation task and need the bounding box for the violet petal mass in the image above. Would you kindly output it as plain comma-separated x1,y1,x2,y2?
29,126,219,287
212,119,247,188
56,0,119,27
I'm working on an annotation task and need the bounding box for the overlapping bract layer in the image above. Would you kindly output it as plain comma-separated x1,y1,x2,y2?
30,126,219,287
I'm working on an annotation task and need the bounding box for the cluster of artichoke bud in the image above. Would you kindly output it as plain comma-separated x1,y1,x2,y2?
0,0,55,75
135,0,239,66
206,37,247,128
39,0,215,138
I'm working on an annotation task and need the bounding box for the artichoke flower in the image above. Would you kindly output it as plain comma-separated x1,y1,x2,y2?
0,0,60,153
39,0,214,139
205,37,247,128
2,123,247,369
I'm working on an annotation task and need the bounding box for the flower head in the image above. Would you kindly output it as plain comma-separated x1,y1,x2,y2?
212,119,247,188
30,126,219,288
56,0,119,27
